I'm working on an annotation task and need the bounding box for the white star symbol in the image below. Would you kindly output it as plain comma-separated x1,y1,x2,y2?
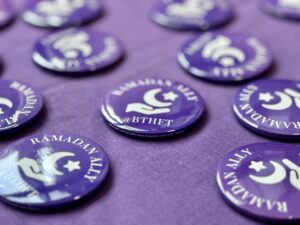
163,91,178,101
248,161,266,172
63,160,81,172
259,92,274,102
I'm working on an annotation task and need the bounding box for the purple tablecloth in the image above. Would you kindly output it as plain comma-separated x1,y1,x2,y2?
0,0,298,224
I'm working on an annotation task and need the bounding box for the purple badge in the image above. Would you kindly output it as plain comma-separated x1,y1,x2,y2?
0,133,109,210
33,28,124,74
217,142,300,222
233,79,300,139
22,0,103,28
0,80,43,136
151,0,234,30
101,78,205,137
178,32,272,83
262,0,300,20
0,0,14,29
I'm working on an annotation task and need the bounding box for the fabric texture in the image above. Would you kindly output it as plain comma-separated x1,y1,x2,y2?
0,0,298,224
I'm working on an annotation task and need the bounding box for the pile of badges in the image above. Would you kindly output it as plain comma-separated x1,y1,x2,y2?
0,0,300,222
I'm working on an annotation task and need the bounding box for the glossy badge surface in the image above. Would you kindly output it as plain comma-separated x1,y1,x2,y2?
22,0,104,28
262,0,300,20
233,79,300,139
0,133,109,210
33,28,124,74
0,80,43,136
101,78,205,137
178,31,272,83
217,142,300,222
151,0,234,30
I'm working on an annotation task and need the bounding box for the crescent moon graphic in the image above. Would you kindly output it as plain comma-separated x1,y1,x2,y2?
42,152,75,176
0,97,13,112
284,88,300,109
202,36,231,58
213,48,245,63
143,88,172,108
53,32,92,59
249,161,287,185
262,91,293,111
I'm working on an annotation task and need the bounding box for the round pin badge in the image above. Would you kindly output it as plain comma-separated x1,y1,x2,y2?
0,0,14,29
0,80,43,136
151,0,234,30
22,0,104,28
0,133,109,210
32,28,124,74
217,142,300,222
101,78,205,138
262,0,300,20
233,79,300,140
178,31,272,83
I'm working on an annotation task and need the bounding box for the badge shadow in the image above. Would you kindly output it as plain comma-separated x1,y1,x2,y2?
0,60,5,76
33,53,126,79
150,11,235,33
233,112,300,144
2,165,114,214
260,3,300,24
0,16,16,31
179,57,276,87
104,108,209,142
0,103,47,141
217,188,300,225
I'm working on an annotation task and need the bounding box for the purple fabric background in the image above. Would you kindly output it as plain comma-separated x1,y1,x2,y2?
0,0,299,224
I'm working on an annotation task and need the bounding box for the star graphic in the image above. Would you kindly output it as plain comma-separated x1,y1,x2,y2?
259,92,274,102
248,161,266,172
63,160,81,172
163,91,178,101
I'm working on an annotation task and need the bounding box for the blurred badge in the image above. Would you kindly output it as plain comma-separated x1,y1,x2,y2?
262,0,300,20
0,0,14,29
151,0,234,30
23,0,104,28
178,31,272,83
33,28,124,74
